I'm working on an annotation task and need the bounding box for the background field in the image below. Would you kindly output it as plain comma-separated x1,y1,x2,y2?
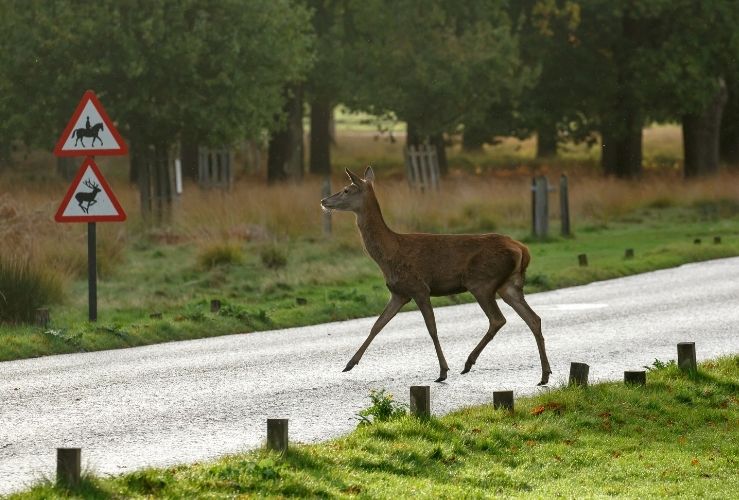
1,125,739,361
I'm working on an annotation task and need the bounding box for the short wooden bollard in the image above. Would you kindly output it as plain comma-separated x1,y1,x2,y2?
410,386,430,418
624,370,646,385
267,419,288,452
57,448,81,488
569,362,589,386
694,238,701,245
578,254,588,267
714,236,721,244
149,312,162,319
35,308,50,327
677,342,697,372
210,299,221,313
493,390,514,411
624,248,634,259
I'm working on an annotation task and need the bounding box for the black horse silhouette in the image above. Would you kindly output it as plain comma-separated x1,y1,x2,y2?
72,122,104,147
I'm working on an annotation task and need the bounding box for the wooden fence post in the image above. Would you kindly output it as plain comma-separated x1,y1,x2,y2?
713,236,721,244
267,419,289,452
210,299,221,313
322,175,332,236
533,176,549,238
578,254,588,267
569,362,589,386
677,342,697,372
624,370,646,385
57,448,81,488
410,386,430,418
493,390,514,411
560,174,570,236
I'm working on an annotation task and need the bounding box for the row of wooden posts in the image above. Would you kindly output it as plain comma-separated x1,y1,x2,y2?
575,235,723,268
53,341,700,488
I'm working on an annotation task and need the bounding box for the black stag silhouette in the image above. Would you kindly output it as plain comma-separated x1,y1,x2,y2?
73,122,104,147
75,179,102,214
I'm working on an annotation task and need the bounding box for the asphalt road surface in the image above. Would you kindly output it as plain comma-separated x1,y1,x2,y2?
2,258,738,493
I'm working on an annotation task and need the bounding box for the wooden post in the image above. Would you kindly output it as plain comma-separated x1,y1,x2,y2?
267,418,289,452
322,175,332,236
677,342,697,372
713,236,721,244
569,362,589,386
624,370,646,385
493,390,514,411
149,312,162,319
560,174,570,236
410,385,430,418
578,254,588,267
694,238,701,244
210,299,221,313
533,176,549,238
56,448,81,488
624,248,634,259
35,308,50,327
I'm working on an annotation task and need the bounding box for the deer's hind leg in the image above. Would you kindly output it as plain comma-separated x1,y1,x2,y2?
462,286,506,374
498,281,552,386
343,293,409,373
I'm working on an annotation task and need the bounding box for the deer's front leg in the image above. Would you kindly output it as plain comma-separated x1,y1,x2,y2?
415,295,449,382
343,293,409,372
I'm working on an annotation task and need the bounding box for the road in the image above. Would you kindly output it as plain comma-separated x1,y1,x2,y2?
2,257,738,493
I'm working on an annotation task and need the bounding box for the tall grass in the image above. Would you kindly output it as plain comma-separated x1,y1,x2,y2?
0,252,64,323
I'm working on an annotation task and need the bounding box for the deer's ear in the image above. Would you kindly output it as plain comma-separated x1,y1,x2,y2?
364,165,375,183
345,168,363,185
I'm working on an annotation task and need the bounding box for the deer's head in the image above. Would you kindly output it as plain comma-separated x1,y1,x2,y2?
321,166,375,213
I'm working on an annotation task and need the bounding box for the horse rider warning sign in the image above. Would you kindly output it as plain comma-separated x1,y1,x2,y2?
53,90,128,157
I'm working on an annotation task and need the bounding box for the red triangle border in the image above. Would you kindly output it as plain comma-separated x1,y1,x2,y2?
53,90,129,157
55,158,127,222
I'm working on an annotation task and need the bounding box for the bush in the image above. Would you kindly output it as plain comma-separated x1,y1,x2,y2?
356,389,407,425
197,242,243,269
0,253,64,324
260,245,287,269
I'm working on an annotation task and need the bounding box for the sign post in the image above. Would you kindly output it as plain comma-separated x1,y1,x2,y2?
53,90,128,322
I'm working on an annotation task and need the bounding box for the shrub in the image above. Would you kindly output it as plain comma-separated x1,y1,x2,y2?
356,389,407,425
197,242,243,269
0,253,64,324
260,245,287,269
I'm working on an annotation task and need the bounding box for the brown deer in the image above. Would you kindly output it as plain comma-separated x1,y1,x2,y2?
321,166,551,385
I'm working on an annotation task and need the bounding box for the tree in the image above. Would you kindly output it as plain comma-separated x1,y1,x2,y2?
343,0,529,175
0,0,313,213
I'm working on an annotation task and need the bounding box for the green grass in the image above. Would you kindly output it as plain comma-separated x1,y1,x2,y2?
1,203,738,362
13,356,739,498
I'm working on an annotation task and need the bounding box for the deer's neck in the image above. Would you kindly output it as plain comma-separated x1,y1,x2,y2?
356,188,397,267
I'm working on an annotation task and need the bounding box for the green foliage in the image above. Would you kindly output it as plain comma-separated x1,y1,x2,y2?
197,243,243,269
644,358,677,371
260,245,288,269
0,253,63,324
356,389,407,425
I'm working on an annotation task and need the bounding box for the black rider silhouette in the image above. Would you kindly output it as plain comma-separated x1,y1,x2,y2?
85,116,91,132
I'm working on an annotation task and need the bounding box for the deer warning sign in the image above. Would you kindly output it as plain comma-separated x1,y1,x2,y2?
53,90,128,157
55,157,126,222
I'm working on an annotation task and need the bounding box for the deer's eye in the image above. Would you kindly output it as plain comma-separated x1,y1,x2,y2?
343,189,348,194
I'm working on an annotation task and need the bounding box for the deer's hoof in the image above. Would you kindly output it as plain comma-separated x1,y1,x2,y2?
342,361,356,372
461,362,473,374
537,371,552,386
435,369,449,383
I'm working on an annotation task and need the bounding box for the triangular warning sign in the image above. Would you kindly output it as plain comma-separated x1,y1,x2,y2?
53,90,128,157
55,158,127,222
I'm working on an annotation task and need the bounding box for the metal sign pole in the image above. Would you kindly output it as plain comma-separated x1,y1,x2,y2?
88,221,97,322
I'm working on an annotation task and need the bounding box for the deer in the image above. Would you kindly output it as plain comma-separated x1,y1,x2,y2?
320,166,552,385
75,179,101,214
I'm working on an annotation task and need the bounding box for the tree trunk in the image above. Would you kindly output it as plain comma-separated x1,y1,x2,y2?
536,121,558,158
683,80,727,178
56,157,77,181
268,85,304,183
430,133,448,176
406,122,421,148
180,132,199,181
719,82,739,166
0,140,11,169
601,106,643,178
309,94,332,176
129,138,141,184
137,142,175,224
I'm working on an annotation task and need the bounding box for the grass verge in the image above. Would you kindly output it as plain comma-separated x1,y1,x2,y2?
1,203,739,362
13,356,739,498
